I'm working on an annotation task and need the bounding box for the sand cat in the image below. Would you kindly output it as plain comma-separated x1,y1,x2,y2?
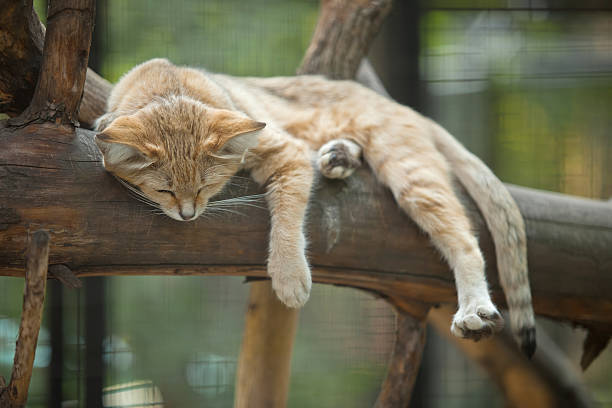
94,58,536,355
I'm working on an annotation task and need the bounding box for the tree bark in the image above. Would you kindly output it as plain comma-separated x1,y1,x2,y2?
9,0,95,126
297,0,393,79
0,0,45,116
0,230,50,408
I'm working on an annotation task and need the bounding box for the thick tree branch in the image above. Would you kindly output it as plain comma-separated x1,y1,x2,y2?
297,0,393,78
0,125,609,329
9,0,95,126
0,0,109,127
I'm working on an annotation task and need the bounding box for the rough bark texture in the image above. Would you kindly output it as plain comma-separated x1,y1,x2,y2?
0,0,45,116
234,283,299,408
297,0,393,78
0,230,49,408
5,0,95,126
429,305,594,408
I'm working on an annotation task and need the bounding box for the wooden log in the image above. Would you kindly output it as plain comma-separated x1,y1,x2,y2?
0,230,50,408
0,124,610,331
429,305,594,408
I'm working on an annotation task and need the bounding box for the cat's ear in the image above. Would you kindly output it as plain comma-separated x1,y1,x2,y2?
95,116,162,172
202,109,266,159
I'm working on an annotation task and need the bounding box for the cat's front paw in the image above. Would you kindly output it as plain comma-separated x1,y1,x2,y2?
268,254,312,308
451,298,504,341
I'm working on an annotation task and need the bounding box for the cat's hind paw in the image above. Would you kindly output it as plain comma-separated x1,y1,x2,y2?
317,139,362,179
451,301,504,341
269,255,312,308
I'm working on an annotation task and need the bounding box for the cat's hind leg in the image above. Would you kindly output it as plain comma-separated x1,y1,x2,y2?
365,129,504,340
317,139,362,179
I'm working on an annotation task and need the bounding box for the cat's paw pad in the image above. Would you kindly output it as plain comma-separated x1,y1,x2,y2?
317,139,362,179
451,301,504,341
268,255,312,308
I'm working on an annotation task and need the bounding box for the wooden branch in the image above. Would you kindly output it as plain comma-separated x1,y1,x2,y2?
0,230,50,408
9,0,96,126
234,283,299,408
0,0,106,127
0,125,610,328
297,0,393,78
374,302,428,408
0,0,45,116
429,305,594,408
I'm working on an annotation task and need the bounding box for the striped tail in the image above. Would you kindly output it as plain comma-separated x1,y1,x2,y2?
429,120,536,357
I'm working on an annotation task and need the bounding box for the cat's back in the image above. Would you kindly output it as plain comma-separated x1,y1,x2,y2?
108,59,233,114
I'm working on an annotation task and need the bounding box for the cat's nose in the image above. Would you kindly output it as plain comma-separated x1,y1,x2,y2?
179,205,195,220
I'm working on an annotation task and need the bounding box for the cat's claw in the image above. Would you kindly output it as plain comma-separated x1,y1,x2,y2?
268,255,312,308
451,299,504,341
317,139,362,179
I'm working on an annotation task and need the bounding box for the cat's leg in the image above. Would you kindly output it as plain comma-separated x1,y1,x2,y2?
247,129,314,308
366,137,504,340
317,138,362,179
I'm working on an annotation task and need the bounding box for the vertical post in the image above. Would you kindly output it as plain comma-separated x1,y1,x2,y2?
0,230,50,408
9,0,96,126
234,283,299,408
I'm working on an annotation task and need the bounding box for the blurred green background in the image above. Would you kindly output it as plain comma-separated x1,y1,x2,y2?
2,0,611,407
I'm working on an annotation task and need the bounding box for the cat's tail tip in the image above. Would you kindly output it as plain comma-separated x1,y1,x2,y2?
518,326,536,358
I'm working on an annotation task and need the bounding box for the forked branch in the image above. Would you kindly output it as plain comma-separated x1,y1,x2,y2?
8,0,95,127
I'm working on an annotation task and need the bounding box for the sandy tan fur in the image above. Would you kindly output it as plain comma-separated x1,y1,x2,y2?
95,58,535,353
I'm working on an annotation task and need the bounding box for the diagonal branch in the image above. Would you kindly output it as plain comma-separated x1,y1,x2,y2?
0,230,50,408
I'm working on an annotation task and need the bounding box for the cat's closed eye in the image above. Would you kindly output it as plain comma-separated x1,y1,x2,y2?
156,189,176,197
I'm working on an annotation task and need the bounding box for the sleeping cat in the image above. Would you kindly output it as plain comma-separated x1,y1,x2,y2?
94,58,536,356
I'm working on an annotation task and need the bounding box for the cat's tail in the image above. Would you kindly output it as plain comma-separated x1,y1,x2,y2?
428,120,536,357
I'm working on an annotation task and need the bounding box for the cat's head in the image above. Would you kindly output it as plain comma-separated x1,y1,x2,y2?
95,96,265,221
